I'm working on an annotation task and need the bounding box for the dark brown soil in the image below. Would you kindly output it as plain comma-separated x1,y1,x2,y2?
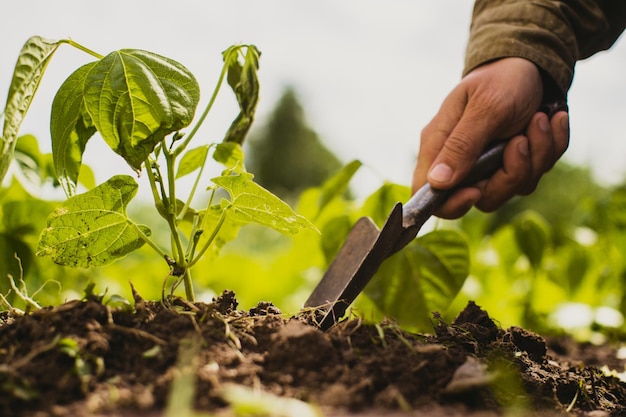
1,290,626,417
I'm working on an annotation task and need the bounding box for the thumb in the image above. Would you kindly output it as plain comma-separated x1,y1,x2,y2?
427,107,500,189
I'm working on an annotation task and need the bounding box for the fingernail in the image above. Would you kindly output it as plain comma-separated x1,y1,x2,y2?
429,163,453,183
518,138,529,156
538,115,550,132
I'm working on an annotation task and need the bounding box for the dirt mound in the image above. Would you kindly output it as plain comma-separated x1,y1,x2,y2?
1,291,625,417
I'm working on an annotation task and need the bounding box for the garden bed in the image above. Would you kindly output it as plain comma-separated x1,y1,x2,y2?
1,290,626,417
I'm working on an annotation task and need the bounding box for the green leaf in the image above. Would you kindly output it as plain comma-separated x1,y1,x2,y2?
316,160,361,217
14,134,43,183
513,210,550,270
50,62,97,196
566,243,589,294
222,45,261,145
365,230,470,331
3,199,55,237
83,49,200,170
1,36,63,183
360,183,411,227
213,172,316,234
37,175,151,268
176,145,209,179
213,142,245,173
320,215,352,264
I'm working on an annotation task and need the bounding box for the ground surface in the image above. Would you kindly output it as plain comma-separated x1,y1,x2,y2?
1,290,626,417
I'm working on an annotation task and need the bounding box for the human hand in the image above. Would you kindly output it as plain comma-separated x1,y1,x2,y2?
411,57,570,218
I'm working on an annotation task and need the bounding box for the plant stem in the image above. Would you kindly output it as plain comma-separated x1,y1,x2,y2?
178,145,212,222
174,57,231,157
189,207,228,267
145,159,164,209
181,269,195,302
62,39,104,59
131,222,167,258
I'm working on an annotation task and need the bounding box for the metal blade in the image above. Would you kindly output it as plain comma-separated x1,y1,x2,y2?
304,203,404,330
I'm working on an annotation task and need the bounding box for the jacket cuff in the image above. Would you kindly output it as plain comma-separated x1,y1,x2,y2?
463,1,577,98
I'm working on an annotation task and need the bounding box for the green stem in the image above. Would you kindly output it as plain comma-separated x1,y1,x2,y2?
181,269,195,302
62,39,104,59
178,145,212,222
131,222,167,258
145,159,164,209
189,207,228,267
174,58,231,157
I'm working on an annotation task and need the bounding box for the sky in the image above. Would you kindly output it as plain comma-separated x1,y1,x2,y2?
2,1,626,199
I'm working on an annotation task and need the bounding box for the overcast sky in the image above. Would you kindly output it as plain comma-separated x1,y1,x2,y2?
2,1,626,199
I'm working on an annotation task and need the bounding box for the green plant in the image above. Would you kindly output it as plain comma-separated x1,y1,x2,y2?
1,36,315,302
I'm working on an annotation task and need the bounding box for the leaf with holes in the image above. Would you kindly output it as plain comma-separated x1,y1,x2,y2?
213,172,316,234
37,175,150,267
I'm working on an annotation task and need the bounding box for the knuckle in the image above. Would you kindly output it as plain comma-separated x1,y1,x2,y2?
441,133,476,161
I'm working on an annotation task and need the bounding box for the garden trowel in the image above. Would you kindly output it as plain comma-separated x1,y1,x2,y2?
304,101,566,331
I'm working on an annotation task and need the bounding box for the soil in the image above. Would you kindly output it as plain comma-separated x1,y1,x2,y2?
1,290,626,417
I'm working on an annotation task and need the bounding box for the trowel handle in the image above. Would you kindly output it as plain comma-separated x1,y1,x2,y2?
402,100,568,229
402,141,506,228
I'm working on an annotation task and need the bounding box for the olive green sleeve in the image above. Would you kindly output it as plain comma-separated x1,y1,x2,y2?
464,0,626,98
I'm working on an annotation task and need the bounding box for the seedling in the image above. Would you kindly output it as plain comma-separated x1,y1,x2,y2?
2,36,315,302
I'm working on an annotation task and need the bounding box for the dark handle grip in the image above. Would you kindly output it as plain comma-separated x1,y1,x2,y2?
402,141,505,228
402,100,568,229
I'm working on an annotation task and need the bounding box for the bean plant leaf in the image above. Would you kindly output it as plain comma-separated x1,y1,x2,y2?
364,230,470,331
37,175,150,268
316,160,362,217
213,142,245,173
176,145,209,179
213,172,316,234
360,182,411,226
513,210,550,270
83,49,200,170
51,62,98,196
222,45,260,145
1,36,63,183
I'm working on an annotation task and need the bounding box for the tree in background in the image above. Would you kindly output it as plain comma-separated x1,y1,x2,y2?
246,87,342,199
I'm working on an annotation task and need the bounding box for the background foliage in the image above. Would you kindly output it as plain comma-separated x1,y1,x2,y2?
2,38,626,341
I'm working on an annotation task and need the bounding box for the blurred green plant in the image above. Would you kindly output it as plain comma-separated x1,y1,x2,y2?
449,162,626,337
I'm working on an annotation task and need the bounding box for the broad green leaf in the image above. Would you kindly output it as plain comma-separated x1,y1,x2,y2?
78,163,96,190
37,175,151,268
50,62,97,196
14,134,43,184
1,36,63,183
364,230,470,331
213,142,245,173
3,199,55,237
213,172,316,234
320,215,352,264
316,160,361,217
513,210,550,270
222,45,260,145
360,183,411,227
176,145,209,179
83,49,200,170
